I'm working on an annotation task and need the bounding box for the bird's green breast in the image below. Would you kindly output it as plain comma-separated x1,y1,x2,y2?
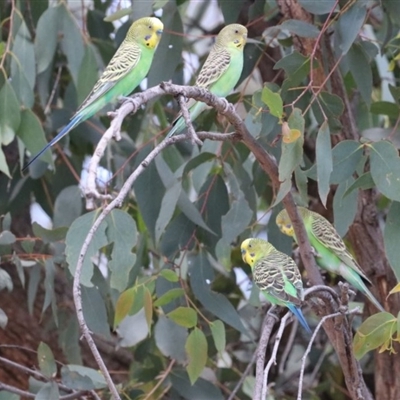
308,233,342,273
209,50,244,97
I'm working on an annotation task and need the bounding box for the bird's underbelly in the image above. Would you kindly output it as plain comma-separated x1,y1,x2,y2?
209,60,243,97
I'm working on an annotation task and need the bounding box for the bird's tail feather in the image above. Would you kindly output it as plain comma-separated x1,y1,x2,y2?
339,264,385,312
288,304,312,334
23,114,83,170
361,284,385,312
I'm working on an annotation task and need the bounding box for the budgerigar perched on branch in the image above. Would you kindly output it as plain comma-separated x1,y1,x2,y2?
241,238,311,333
276,207,385,312
24,17,164,170
166,23,247,138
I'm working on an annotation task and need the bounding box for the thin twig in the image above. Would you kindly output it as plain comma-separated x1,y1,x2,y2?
176,94,202,145
278,316,299,374
142,359,176,400
262,312,291,398
253,312,277,400
227,347,257,400
297,307,360,400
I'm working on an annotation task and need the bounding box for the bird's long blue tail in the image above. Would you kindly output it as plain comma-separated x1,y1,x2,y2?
23,114,83,171
288,304,312,334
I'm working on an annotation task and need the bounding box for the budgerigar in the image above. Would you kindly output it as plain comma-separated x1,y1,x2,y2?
166,23,247,138
24,17,164,170
241,238,311,333
276,207,384,312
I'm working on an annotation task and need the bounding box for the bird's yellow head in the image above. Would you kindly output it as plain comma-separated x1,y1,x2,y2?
127,17,164,50
216,24,248,51
241,238,272,267
275,209,295,237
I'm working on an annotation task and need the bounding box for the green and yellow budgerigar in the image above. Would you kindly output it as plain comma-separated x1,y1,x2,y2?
166,23,247,138
276,207,385,312
241,238,312,333
24,17,164,170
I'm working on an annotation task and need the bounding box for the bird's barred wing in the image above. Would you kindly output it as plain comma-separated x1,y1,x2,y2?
253,251,303,306
310,214,370,280
195,47,231,88
77,41,141,112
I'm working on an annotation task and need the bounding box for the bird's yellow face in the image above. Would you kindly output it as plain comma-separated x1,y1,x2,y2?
241,239,255,267
275,210,295,237
129,17,164,49
217,24,248,50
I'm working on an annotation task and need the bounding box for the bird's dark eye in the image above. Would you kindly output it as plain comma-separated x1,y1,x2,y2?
248,243,252,248
148,25,152,29
235,29,239,34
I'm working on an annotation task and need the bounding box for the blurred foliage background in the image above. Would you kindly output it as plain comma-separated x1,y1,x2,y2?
1,0,400,399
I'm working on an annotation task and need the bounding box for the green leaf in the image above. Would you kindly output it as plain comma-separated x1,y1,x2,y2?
32,223,68,244
35,5,61,74
114,287,135,327
10,64,34,108
353,312,396,359
106,210,138,292
261,86,284,119
298,0,337,14
0,148,10,178
210,320,226,353
274,52,313,97
17,109,53,171
370,101,400,119
147,3,183,87
330,140,363,184
77,44,99,104
369,141,400,202
278,109,305,183
0,269,12,292
37,342,57,378
160,269,179,283
143,286,153,331
154,315,188,362
103,7,132,22
333,177,358,237
170,370,223,400
35,382,59,400
154,288,185,307
316,122,332,206
189,252,249,337
0,231,16,245
114,284,146,328
81,286,110,339
347,43,372,107
335,2,367,55
384,201,400,280
273,178,292,207
318,91,345,118
167,307,198,328
61,365,107,390
155,182,182,243
216,163,253,267
66,211,108,286
134,145,165,240
280,19,320,38
219,0,243,24
60,3,85,85
0,81,21,146
185,328,208,385
0,308,8,329
343,172,375,198
11,20,36,90
53,186,83,228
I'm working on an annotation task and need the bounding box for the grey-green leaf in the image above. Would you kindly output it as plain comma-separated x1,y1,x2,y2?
316,122,332,206
384,201,400,280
